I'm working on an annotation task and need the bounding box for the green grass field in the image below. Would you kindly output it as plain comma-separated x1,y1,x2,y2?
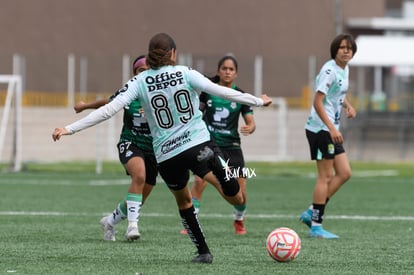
1,161,413,274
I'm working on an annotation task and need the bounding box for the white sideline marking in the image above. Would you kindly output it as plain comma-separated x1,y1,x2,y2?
0,211,413,221
352,170,399,177
89,180,129,185
0,179,160,186
304,170,399,179
0,170,400,186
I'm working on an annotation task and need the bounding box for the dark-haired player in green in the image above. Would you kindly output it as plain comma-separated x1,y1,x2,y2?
74,55,157,242
183,55,256,235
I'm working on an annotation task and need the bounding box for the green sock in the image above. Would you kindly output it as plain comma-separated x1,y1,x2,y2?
233,204,247,221
192,197,201,215
234,204,246,212
126,193,142,203
119,199,127,216
119,193,143,215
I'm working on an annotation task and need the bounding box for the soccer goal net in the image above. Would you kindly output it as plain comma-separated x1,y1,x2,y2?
0,75,22,172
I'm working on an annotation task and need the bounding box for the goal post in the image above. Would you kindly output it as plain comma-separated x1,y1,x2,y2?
0,75,23,172
272,97,288,161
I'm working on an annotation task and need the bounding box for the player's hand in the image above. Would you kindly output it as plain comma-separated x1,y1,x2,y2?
345,105,356,119
74,101,86,113
261,94,272,106
52,127,69,141
329,128,343,144
240,125,255,136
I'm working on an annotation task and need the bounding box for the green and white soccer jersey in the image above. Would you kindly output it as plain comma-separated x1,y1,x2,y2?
201,87,253,149
129,66,210,162
65,65,264,163
305,59,349,133
119,100,153,152
108,92,153,153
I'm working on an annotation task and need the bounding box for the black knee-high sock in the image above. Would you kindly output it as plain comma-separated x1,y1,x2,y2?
180,206,210,254
312,203,325,224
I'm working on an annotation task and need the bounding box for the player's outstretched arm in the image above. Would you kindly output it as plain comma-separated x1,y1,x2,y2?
260,94,272,106
74,99,109,113
204,81,272,107
189,70,272,107
52,96,127,142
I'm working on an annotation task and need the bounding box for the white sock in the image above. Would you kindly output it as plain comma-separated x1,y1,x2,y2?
126,200,141,227
311,221,321,227
233,208,246,221
107,203,127,226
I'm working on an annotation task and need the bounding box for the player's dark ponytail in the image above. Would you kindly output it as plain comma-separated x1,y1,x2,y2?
147,33,176,69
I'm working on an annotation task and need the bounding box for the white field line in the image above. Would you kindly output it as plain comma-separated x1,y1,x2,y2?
0,170,401,186
0,179,131,185
1,211,413,221
351,170,399,177
303,170,400,179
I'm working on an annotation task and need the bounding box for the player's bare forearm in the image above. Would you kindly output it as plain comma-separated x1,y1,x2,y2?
344,98,356,118
74,99,108,113
240,114,256,135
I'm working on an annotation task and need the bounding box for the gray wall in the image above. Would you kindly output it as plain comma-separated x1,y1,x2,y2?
0,0,384,97
2,107,411,166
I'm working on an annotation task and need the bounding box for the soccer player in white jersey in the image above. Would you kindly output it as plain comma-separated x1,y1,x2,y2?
52,33,272,263
300,33,357,239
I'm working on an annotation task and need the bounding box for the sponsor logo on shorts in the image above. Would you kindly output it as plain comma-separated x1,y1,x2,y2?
328,144,335,155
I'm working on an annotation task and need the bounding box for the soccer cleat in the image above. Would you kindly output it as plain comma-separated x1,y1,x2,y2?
309,225,339,239
100,216,116,241
125,225,140,241
180,228,188,235
299,209,312,228
234,220,247,235
192,253,213,264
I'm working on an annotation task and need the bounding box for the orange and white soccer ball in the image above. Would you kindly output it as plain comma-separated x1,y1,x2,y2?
266,227,301,262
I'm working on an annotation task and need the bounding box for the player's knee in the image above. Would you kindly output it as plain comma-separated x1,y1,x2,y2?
319,173,333,183
222,178,240,197
233,193,245,205
131,174,146,185
342,170,352,182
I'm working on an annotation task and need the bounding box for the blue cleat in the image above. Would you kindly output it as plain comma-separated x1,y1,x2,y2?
299,209,312,228
309,225,339,239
